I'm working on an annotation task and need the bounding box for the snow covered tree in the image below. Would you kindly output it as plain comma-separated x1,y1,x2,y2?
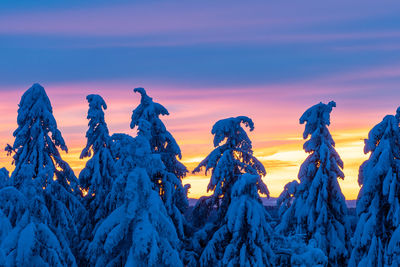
130,88,189,239
105,120,153,214
276,180,299,218
0,168,12,266
1,83,86,266
78,94,116,255
1,182,76,266
131,87,188,179
193,116,268,219
106,133,138,213
290,239,328,267
0,168,26,233
349,106,400,267
192,116,273,266
89,167,182,267
88,119,183,266
0,168,9,188
276,101,350,266
200,173,275,266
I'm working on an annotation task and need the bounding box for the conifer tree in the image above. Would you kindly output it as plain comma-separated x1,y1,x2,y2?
0,168,25,231
106,133,138,213
131,88,188,179
78,94,116,254
276,180,298,219
88,120,183,266
349,107,400,267
130,88,189,239
276,101,350,266
0,168,9,188
1,83,86,266
193,116,268,218
200,173,275,266
0,168,11,265
193,116,274,266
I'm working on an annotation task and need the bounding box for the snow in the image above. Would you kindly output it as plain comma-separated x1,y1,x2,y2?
0,168,9,189
130,88,189,244
1,84,85,266
88,112,183,266
78,94,116,261
219,173,274,266
276,101,350,266
350,107,400,266
89,165,183,266
192,117,275,266
290,239,328,267
131,87,187,179
193,116,268,217
1,85,398,267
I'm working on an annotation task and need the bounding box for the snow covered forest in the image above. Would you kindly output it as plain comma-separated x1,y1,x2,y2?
1,83,400,267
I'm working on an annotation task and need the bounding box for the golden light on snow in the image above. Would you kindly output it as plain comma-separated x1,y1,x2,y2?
81,188,89,197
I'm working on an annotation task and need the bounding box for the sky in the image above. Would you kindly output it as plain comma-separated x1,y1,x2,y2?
1,0,400,199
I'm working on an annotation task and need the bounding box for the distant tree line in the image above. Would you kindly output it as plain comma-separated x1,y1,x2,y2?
0,83,399,266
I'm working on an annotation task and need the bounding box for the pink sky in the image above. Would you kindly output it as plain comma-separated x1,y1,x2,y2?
1,0,400,200
1,72,398,199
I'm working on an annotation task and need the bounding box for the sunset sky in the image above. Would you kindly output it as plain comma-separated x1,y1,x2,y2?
1,1,400,199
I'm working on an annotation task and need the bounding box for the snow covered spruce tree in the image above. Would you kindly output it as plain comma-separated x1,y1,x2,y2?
193,116,274,266
1,83,86,266
200,173,275,266
276,101,350,266
349,107,400,267
78,94,116,257
105,133,138,213
193,116,268,218
130,88,189,239
276,180,299,219
88,120,183,266
0,168,11,265
131,87,188,179
0,167,9,188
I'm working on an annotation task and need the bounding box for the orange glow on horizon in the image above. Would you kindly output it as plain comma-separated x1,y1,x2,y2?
0,82,392,201
182,128,369,200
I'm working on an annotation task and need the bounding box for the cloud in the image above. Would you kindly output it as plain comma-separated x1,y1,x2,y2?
1,0,399,48
0,79,391,200
0,2,295,36
1,0,400,200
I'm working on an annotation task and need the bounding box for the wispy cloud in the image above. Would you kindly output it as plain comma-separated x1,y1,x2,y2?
1,1,399,48
1,1,400,199
0,72,394,200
